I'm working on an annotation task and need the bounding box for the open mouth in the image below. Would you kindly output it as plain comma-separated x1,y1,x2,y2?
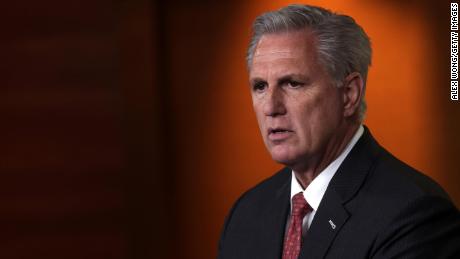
271,129,289,133
268,128,293,136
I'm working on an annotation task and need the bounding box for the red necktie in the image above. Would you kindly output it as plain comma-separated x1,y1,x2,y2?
282,192,312,259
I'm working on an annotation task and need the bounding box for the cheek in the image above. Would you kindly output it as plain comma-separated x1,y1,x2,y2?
252,102,266,129
292,91,333,133
311,91,343,132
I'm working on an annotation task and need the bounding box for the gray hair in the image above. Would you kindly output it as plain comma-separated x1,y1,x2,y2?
247,4,372,121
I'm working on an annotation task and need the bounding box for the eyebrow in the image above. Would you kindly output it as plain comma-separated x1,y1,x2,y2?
250,77,265,86
250,74,309,86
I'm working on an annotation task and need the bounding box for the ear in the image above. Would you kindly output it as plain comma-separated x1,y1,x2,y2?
342,72,364,118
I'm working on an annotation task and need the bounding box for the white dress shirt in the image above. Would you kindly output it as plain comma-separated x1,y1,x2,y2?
287,125,364,235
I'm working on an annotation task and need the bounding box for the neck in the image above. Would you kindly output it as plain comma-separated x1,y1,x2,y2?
293,123,360,189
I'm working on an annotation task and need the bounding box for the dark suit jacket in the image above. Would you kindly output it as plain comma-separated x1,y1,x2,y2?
218,127,460,259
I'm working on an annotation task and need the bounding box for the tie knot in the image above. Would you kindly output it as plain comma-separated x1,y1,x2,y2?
291,192,311,217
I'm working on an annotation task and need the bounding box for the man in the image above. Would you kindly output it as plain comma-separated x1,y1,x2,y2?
218,4,460,259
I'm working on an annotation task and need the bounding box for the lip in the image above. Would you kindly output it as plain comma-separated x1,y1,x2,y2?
267,127,294,141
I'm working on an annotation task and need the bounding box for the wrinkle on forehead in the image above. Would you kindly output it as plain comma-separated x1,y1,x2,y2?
253,50,293,58
253,45,303,66
254,38,301,56
252,30,316,63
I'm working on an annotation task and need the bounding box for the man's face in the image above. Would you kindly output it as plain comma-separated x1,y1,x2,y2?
249,30,346,169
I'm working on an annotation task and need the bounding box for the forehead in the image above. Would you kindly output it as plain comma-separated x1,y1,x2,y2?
254,30,314,56
250,30,319,76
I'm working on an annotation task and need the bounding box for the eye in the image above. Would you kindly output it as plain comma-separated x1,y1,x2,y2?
253,81,268,92
287,80,303,88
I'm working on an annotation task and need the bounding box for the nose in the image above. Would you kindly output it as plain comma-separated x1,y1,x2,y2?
263,87,286,117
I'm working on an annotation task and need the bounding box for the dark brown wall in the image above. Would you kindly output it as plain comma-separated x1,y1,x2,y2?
2,1,125,258
1,0,170,258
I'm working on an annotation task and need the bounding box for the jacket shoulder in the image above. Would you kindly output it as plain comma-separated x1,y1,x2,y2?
367,152,460,258
218,167,290,258
239,167,290,200
367,147,450,203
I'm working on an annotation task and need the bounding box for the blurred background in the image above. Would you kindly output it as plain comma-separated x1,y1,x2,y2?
1,0,458,258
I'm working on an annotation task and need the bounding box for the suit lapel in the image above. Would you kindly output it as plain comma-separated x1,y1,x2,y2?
299,189,349,259
298,126,381,258
259,168,291,259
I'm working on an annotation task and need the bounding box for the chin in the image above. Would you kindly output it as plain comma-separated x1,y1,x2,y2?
269,148,298,166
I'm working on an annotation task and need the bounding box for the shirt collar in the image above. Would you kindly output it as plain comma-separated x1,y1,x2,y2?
290,125,364,211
